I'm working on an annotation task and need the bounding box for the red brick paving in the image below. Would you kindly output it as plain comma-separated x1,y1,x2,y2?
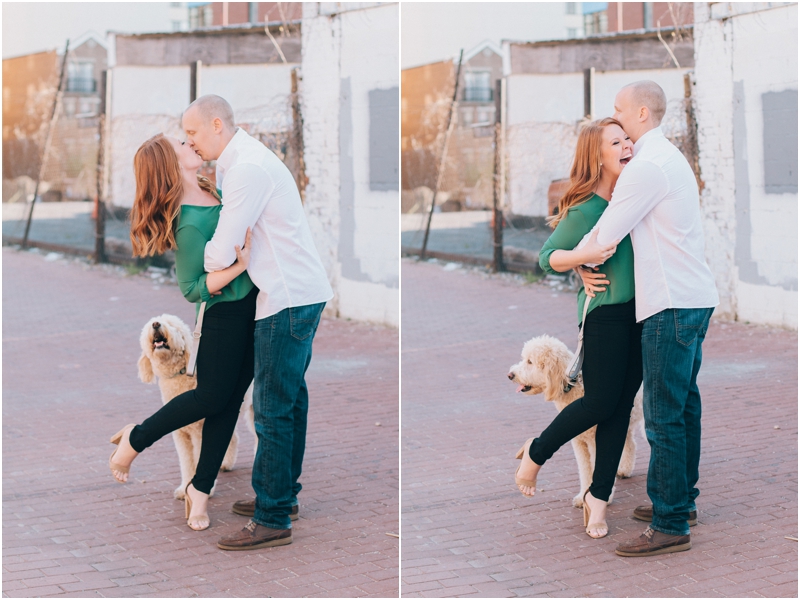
2,247,398,598
401,259,797,598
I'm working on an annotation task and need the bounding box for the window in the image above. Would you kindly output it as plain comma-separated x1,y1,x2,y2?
584,10,608,35
566,2,577,15
172,20,182,31
188,3,212,29
248,2,259,23
567,27,578,38
463,71,492,103
66,61,95,93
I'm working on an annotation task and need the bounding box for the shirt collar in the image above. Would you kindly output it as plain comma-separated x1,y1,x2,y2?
216,127,246,173
634,126,663,153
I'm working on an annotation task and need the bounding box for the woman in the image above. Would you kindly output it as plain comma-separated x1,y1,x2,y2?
514,117,641,539
108,133,255,531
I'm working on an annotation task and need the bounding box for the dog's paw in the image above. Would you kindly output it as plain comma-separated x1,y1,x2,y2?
572,494,585,508
219,463,232,472
174,486,185,500
616,469,632,478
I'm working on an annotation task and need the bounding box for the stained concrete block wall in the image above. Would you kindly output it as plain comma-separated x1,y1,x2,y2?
301,2,399,327
694,2,798,328
108,61,295,209
505,67,691,217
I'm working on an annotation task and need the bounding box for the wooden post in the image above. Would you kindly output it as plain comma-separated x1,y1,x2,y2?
492,78,504,273
583,67,595,120
94,70,108,263
420,49,463,261
190,60,202,102
23,40,69,249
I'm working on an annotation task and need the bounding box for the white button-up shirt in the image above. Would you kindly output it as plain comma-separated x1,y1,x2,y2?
593,126,719,322
204,128,333,320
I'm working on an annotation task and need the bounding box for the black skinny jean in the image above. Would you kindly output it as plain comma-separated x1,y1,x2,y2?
129,286,257,495
529,299,643,501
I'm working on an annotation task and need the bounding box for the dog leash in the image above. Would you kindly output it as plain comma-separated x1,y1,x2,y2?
564,294,591,393
186,301,206,377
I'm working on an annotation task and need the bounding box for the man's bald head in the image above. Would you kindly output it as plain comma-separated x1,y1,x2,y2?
622,80,667,124
182,95,237,161
185,94,235,129
613,80,667,142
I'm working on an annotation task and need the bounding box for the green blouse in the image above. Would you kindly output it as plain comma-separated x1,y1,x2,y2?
539,193,635,324
174,204,254,316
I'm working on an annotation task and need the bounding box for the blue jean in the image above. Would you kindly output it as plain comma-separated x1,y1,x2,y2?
251,302,325,530
642,307,714,536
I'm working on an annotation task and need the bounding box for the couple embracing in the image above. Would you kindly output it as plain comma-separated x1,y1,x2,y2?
515,81,719,556
108,95,332,550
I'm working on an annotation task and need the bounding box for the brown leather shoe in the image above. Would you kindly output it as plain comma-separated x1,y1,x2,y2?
217,520,292,551
633,505,697,526
615,526,691,557
231,499,298,521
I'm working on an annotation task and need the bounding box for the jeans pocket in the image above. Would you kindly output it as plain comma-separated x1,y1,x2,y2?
674,308,711,347
289,303,323,341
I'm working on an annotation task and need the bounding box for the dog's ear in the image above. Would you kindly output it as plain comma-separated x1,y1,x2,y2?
138,352,155,383
542,350,567,401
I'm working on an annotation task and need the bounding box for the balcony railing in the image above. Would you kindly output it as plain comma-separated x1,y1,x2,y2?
66,77,97,93
463,87,493,103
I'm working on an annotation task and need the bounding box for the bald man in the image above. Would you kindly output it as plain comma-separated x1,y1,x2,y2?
182,95,333,550
579,81,718,556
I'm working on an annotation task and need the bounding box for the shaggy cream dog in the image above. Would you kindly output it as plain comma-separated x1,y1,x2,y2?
508,334,644,508
137,314,256,499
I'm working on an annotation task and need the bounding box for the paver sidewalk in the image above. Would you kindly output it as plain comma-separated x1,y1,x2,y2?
2,247,399,598
401,259,797,598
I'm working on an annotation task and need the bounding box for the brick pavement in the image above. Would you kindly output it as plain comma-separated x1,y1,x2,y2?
401,259,797,598
2,247,398,598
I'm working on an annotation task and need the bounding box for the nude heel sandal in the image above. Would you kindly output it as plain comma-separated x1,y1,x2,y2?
109,424,136,483
514,438,537,497
583,490,608,538
185,483,210,531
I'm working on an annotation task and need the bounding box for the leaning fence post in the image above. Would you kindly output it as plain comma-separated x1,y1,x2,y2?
22,39,69,249
420,49,463,261
492,78,504,273
94,70,108,264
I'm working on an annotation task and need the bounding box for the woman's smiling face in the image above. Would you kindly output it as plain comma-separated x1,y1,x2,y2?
599,123,633,178
167,136,204,172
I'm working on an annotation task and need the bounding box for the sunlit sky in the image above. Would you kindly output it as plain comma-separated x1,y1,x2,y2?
401,2,590,69
2,2,178,58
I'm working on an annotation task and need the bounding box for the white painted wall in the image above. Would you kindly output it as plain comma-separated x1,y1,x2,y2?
301,2,399,327
695,2,797,328
505,67,691,216
108,62,295,209
108,65,190,208
200,63,294,131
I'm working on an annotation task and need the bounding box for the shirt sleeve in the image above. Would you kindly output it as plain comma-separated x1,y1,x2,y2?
204,163,274,272
539,208,591,274
595,159,670,245
175,225,212,303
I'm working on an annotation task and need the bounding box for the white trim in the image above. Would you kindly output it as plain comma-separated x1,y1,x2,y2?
66,30,108,52
463,39,503,62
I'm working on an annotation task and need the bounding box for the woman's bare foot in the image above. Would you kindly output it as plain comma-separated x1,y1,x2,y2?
516,439,542,497
110,426,139,483
186,483,210,530
584,491,608,538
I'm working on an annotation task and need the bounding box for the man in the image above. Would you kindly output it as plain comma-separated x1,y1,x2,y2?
581,81,719,556
182,95,333,550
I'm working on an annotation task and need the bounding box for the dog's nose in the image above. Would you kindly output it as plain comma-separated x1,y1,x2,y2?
507,372,515,380
152,322,160,330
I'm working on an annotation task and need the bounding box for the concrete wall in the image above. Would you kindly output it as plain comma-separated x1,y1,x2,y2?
301,2,399,327
694,2,798,328
107,31,298,209
505,67,691,216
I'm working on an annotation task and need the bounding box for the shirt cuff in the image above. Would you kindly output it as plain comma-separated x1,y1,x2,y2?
199,273,213,303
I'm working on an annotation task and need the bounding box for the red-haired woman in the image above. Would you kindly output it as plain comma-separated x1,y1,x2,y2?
514,118,640,539
108,133,255,531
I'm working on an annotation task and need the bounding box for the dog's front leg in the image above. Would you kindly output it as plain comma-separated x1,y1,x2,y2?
571,438,593,508
172,429,195,499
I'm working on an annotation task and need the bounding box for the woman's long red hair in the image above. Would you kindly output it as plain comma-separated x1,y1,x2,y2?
130,133,218,257
548,117,623,228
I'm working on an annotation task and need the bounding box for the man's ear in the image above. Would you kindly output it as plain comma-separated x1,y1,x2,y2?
213,117,223,133
639,105,649,123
